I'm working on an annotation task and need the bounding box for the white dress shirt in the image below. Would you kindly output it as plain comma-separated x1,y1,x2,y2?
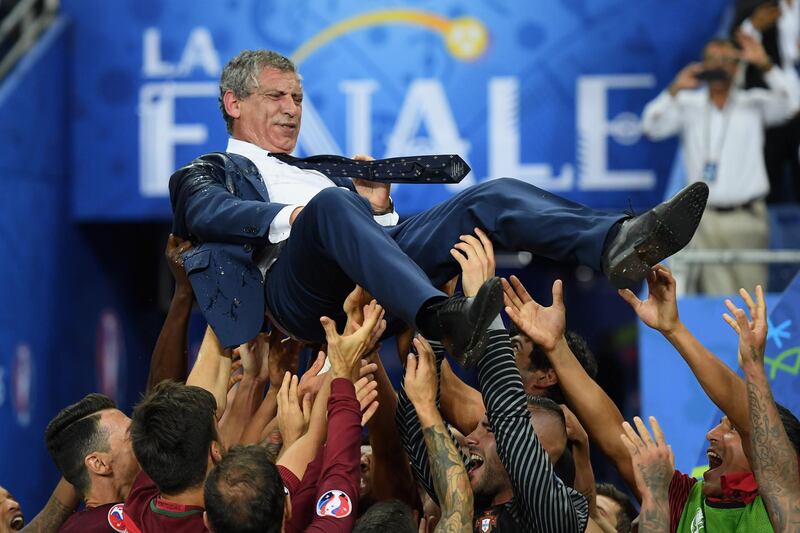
642,67,799,207
226,138,399,243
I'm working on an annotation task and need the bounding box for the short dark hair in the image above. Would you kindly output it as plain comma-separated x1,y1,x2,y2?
131,381,218,494
204,446,284,533
527,396,567,426
353,500,416,533
596,482,636,533
44,393,117,497
777,403,800,455
527,331,597,379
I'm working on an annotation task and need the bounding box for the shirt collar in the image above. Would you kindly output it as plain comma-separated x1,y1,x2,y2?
226,138,276,164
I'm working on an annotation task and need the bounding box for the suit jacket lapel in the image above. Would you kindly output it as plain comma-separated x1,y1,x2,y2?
227,153,270,202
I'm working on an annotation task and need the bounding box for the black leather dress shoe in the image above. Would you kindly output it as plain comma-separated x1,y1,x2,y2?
602,182,708,290
434,277,504,367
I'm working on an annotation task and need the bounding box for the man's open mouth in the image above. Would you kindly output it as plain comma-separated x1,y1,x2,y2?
467,453,485,475
707,449,723,470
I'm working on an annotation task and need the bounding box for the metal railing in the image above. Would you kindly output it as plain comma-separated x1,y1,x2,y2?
669,249,800,295
0,0,59,79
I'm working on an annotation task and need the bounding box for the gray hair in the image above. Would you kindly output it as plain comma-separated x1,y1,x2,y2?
218,50,298,134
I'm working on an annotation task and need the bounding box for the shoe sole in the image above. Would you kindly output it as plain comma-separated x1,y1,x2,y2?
609,182,709,290
459,277,504,367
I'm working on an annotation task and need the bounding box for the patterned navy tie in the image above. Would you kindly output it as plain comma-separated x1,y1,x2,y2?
269,153,470,184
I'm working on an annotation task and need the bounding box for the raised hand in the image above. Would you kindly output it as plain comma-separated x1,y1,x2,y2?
352,154,392,213
618,265,679,334
321,300,384,381
297,350,329,399
165,233,193,291
450,227,496,297
265,327,303,389
276,371,312,448
561,404,589,450
736,30,771,70
502,276,565,352
403,336,438,414
343,285,385,356
620,416,674,502
668,63,703,96
354,360,380,426
722,285,768,370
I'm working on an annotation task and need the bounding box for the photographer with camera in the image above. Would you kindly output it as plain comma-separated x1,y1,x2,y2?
642,31,799,295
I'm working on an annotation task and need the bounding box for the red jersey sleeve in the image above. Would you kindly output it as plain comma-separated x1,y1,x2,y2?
278,465,301,495
305,378,361,532
668,470,697,533
285,448,325,533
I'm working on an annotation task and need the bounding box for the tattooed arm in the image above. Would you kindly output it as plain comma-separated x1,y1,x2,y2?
405,336,473,533
724,286,800,533
21,478,79,533
620,417,674,533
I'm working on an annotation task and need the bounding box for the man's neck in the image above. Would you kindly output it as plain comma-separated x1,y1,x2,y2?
709,85,731,110
84,479,123,509
491,486,515,507
159,485,205,508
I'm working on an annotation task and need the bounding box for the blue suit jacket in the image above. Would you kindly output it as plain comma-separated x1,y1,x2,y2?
169,151,355,347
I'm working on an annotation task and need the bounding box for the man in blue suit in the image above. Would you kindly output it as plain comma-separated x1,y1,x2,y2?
169,50,708,365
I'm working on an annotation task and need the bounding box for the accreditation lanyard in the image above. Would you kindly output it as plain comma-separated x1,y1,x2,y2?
702,96,734,183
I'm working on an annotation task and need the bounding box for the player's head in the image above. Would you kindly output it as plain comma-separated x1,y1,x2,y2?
131,381,222,495
203,445,288,533
219,50,302,153
0,486,24,532
45,393,139,501
353,500,416,533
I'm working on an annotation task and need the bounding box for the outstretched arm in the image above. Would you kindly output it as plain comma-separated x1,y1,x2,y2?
619,265,752,458
20,478,79,533
147,235,194,390
620,417,674,533
504,275,639,501
405,336,473,532
724,286,800,533
186,326,233,419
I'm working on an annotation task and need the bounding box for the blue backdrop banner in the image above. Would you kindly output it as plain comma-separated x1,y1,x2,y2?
63,0,728,220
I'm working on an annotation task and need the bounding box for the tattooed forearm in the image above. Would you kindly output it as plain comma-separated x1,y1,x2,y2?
745,366,800,533
423,422,473,532
637,497,670,533
21,495,73,533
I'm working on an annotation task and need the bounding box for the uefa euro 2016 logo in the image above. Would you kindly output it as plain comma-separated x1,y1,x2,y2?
316,489,352,518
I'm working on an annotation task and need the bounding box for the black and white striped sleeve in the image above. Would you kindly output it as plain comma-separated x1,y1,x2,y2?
395,340,455,504
477,328,587,533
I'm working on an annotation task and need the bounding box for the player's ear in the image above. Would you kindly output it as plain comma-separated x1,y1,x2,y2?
85,452,112,476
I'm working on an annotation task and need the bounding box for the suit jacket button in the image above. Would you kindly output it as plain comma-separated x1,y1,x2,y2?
244,244,253,252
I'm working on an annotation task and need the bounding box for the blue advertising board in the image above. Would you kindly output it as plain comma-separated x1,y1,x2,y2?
64,0,728,220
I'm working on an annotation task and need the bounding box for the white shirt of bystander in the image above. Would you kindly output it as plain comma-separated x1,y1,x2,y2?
642,67,798,207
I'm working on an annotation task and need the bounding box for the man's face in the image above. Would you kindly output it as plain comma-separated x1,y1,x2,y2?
99,409,140,495
703,43,739,85
702,416,751,497
0,486,24,532
512,335,556,397
465,415,512,505
359,445,374,498
595,494,622,530
233,67,303,153
528,408,567,464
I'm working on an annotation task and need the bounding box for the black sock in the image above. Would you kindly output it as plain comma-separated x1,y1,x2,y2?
415,296,447,340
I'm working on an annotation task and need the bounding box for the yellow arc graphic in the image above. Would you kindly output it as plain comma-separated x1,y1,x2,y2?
290,9,489,65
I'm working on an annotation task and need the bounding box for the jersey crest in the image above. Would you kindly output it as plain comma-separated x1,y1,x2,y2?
107,503,127,532
316,490,352,518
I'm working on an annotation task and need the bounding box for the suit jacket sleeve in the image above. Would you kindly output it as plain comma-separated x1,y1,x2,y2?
169,157,290,245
